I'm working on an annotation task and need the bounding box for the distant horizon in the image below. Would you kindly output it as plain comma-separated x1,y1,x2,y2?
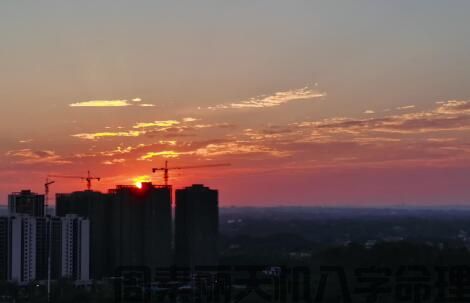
3,201,470,210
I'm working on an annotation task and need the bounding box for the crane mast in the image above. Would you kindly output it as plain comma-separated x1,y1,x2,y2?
44,177,55,303
44,177,55,214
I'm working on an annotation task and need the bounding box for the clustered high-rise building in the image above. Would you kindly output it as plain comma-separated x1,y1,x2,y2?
0,183,219,284
56,190,111,279
109,183,172,270
1,190,90,284
56,182,173,278
57,183,218,278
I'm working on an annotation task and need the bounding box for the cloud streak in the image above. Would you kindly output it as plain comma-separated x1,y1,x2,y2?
69,100,131,107
138,151,181,160
71,117,229,141
102,158,126,165
294,100,470,135
133,120,180,129
5,149,70,164
70,98,154,107
72,131,143,140
193,142,289,158
209,86,325,110
396,105,415,110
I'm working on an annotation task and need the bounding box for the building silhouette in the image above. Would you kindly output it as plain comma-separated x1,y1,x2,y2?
175,184,219,267
35,216,50,280
109,182,172,270
34,216,62,281
56,184,173,277
2,182,220,283
8,190,44,217
0,217,8,280
48,216,63,280
56,190,111,279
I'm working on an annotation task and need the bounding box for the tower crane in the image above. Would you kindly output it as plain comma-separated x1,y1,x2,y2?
48,170,101,191
44,177,55,215
152,160,230,186
44,177,55,303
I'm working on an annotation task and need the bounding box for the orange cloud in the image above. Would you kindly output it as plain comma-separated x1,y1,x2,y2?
138,151,181,160
72,131,143,140
102,158,126,165
193,142,289,158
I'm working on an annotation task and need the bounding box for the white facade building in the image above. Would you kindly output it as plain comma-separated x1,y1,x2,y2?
10,216,37,284
0,214,90,284
61,215,90,281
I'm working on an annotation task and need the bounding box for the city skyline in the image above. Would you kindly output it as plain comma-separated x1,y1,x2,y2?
3,182,219,283
3,1,470,206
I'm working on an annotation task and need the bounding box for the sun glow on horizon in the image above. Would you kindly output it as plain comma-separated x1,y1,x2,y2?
133,175,151,189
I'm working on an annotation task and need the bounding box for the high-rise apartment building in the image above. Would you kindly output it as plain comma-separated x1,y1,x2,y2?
10,215,37,284
110,183,172,270
56,191,111,279
0,215,89,284
56,184,172,277
60,215,90,281
8,190,45,217
0,217,9,280
175,184,219,267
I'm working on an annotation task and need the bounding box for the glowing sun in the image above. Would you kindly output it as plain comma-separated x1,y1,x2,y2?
133,175,151,189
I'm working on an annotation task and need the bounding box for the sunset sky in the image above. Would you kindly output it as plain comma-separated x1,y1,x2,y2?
2,1,470,206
